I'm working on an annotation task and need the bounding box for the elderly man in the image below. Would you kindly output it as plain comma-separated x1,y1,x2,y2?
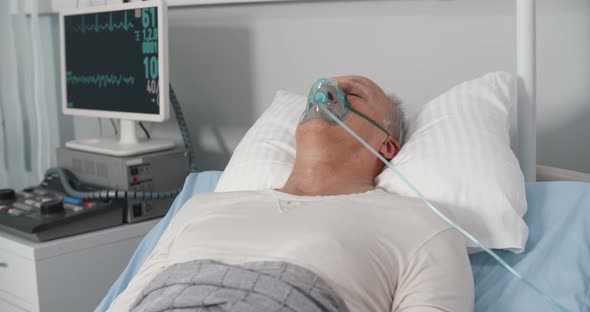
108,76,474,312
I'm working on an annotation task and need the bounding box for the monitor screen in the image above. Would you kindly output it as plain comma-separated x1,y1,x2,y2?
64,6,161,115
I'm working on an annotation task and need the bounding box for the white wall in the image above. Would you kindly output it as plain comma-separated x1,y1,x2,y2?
69,0,590,173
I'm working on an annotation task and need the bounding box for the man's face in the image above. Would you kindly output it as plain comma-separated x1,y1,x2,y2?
296,75,398,163
332,75,392,135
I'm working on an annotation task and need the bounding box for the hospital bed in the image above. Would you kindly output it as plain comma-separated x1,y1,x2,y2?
94,0,590,311
95,171,590,311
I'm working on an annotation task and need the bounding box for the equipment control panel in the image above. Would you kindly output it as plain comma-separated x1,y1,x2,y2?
0,172,124,241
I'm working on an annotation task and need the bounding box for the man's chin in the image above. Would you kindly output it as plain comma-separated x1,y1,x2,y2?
296,119,348,146
297,119,338,133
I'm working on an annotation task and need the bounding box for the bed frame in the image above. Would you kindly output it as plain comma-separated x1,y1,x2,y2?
515,1,590,183
516,0,536,182
537,165,590,182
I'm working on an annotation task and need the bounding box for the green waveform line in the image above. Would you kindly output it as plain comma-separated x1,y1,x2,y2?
67,71,136,88
71,12,134,33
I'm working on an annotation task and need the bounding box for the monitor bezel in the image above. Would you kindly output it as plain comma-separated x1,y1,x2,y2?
59,0,169,122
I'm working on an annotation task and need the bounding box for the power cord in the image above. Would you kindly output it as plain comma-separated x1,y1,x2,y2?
110,119,118,135
139,121,150,139
169,84,198,172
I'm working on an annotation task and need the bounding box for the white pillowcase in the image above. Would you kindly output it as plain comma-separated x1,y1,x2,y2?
215,72,528,253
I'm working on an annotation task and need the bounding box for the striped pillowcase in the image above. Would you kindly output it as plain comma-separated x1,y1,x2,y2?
376,72,527,253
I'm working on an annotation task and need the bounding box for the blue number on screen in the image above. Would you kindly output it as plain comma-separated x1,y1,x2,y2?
142,28,158,41
143,56,149,79
150,57,158,79
144,56,158,79
142,8,156,28
142,41,156,54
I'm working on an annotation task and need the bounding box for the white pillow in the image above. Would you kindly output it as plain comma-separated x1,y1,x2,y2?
215,72,528,253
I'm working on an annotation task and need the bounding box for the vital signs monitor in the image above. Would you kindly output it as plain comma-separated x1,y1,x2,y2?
59,0,173,156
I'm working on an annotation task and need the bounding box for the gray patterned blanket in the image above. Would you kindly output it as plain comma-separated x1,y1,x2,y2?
130,260,349,312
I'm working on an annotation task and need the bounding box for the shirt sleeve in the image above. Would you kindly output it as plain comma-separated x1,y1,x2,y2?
392,228,474,312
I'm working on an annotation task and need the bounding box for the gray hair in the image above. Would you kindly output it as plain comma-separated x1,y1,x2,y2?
385,93,406,145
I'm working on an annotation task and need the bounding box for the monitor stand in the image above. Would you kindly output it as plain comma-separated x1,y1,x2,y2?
65,120,175,156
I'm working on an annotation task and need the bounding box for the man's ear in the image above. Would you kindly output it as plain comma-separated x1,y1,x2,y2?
379,137,400,161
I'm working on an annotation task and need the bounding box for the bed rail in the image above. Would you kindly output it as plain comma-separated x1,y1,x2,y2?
517,0,537,182
536,165,590,183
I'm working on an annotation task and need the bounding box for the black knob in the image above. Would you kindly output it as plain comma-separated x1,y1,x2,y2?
41,200,65,214
0,189,16,200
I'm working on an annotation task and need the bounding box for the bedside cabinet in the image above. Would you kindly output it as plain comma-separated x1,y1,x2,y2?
0,219,159,312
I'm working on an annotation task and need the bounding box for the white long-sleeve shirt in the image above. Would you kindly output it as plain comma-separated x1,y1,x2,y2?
108,189,474,312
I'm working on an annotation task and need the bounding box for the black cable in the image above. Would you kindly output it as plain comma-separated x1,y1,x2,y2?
169,84,199,172
47,168,181,200
109,119,118,135
139,121,150,139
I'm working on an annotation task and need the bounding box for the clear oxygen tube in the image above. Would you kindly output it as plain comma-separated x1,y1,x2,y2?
313,91,570,312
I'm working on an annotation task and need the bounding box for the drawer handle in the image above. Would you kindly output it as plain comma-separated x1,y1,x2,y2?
0,262,7,268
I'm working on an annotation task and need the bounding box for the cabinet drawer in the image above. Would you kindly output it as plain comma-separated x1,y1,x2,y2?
0,250,36,305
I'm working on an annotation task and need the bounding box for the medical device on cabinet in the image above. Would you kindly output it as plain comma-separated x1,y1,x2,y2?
0,0,193,241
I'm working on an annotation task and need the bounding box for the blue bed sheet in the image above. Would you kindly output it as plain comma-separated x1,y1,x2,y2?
470,181,589,312
95,175,589,312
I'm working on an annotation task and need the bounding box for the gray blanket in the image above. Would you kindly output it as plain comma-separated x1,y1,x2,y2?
130,260,349,312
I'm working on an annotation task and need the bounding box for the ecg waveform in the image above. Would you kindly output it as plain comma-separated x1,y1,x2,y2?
70,12,134,33
67,71,136,88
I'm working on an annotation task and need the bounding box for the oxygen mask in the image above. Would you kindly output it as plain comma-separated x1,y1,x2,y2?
300,78,394,138
299,78,351,126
